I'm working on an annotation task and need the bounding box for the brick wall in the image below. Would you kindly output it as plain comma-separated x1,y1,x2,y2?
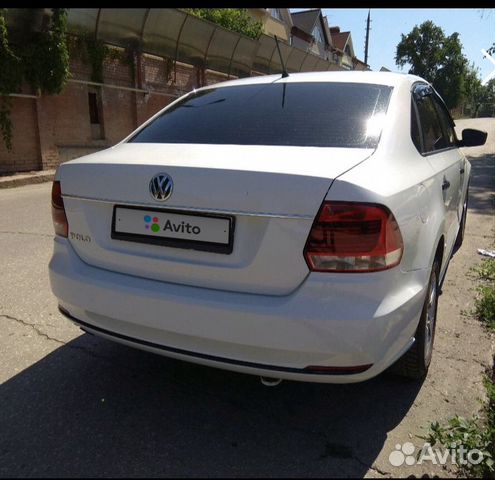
103,54,134,88
205,69,233,86
0,96,40,174
36,82,93,170
0,49,240,176
100,88,136,145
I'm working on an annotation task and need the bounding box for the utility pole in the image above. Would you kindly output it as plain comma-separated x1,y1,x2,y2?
364,9,371,66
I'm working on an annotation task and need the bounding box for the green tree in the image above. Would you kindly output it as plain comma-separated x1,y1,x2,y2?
183,9,262,40
477,79,495,117
461,64,495,118
463,64,484,116
395,21,468,109
22,8,70,95
0,8,69,151
0,9,21,150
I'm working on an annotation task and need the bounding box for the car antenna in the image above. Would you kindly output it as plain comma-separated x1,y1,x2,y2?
274,35,289,78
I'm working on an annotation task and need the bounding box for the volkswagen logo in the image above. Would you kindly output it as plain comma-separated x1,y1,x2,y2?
149,173,173,201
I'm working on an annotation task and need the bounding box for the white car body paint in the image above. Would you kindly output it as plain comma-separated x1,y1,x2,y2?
49,71,470,383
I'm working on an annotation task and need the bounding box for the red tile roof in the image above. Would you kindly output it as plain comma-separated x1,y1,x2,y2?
331,31,350,51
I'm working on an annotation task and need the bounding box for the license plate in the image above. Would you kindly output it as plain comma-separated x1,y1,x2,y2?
111,206,234,254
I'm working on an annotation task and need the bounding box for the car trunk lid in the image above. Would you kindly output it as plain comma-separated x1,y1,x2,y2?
59,143,373,295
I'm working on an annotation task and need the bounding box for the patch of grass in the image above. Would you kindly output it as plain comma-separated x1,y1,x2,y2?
474,258,495,331
421,410,494,477
475,285,495,330
474,258,495,283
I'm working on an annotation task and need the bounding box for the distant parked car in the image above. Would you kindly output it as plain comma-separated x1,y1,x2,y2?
49,71,487,384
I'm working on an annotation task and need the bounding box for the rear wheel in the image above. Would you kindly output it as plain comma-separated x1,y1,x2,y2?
392,258,440,380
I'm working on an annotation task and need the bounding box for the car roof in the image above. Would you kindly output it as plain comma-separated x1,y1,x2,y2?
199,71,427,91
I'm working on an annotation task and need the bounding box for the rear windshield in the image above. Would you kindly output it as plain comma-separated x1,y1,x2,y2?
130,82,393,148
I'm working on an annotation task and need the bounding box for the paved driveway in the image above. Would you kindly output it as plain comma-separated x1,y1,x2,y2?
0,118,494,477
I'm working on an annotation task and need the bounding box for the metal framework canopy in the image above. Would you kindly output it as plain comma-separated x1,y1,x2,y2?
6,8,336,78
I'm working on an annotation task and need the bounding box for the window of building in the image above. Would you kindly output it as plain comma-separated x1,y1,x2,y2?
312,26,324,44
88,92,100,125
270,8,282,21
88,88,105,140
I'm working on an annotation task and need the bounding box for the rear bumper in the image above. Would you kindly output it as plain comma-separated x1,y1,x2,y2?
49,237,430,383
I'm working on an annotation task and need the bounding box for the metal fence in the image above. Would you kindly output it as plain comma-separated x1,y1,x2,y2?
459,103,495,119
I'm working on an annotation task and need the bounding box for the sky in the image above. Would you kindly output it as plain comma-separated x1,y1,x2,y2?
292,9,495,80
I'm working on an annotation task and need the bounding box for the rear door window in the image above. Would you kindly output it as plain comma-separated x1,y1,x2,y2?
410,98,422,152
415,95,445,153
413,84,455,154
432,94,457,147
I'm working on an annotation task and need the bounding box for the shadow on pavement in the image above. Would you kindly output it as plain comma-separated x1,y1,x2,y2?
466,152,495,216
0,333,422,477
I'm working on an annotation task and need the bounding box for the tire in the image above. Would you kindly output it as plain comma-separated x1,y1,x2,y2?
454,187,469,251
392,258,440,380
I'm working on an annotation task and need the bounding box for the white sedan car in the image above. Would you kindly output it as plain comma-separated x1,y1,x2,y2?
49,71,487,384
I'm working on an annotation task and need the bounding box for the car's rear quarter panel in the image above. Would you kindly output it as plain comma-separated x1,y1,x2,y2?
327,80,447,274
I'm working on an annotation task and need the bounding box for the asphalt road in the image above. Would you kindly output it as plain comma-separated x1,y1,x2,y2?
1,118,494,478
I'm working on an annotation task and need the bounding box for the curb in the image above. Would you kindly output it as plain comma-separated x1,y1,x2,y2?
0,171,55,189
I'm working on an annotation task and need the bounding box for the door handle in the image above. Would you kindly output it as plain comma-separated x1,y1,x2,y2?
442,180,451,191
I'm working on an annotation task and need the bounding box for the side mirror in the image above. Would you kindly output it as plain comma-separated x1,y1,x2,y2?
459,128,487,147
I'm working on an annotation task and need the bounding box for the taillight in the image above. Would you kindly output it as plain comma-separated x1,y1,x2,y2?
51,181,68,238
303,201,403,273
